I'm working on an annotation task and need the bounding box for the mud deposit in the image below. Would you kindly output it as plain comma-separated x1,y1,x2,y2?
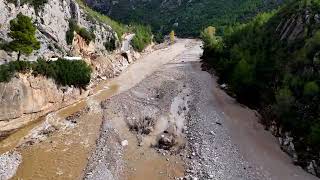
84,52,195,180
0,39,195,180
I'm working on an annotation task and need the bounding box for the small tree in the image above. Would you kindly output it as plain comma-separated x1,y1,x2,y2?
170,30,175,44
8,13,40,61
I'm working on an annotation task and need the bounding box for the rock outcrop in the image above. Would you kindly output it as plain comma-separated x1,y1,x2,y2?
0,0,143,139
0,73,89,139
0,0,117,63
276,8,320,42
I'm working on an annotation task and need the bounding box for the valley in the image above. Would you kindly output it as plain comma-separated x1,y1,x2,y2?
1,39,318,180
1,0,320,179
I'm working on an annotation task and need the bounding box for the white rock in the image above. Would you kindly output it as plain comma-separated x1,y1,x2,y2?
121,140,128,147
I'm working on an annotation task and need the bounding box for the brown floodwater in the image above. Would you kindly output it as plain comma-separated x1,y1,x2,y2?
0,40,192,180
12,84,119,180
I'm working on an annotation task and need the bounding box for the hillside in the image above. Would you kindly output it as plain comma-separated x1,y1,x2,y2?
0,0,152,141
202,0,320,176
84,0,285,38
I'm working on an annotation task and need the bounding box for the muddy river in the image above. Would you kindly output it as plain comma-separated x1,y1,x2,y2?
0,39,193,180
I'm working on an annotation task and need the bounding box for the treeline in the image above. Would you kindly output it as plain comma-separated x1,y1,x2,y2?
0,59,92,88
77,0,153,50
85,0,285,38
201,0,320,168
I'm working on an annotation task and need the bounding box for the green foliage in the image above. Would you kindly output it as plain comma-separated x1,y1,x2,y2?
170,30,175,44
131,25,152,52
75,0,126,39
8,13,40,60
66,19,95,45
78,27,95,45
201,0,320,163
84,0,285,38
0,59,92,88
304,81,319,96
201,26,223,52
274,87,295,120
104,37,116,51
33,58,92,88
308,122,320,149
0,60,32,82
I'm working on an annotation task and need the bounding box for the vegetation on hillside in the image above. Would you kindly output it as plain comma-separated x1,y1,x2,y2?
131,25,152,52
76,0,152,50
8,13,40,61
0,59,92,88
75,0,127,39
84,0,285,38
66,19,95,45
201,0,320,169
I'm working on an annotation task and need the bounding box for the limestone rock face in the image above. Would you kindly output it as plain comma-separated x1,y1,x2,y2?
0,0,117,62
0,0,146,140
0,73,89,138
276,10,320,42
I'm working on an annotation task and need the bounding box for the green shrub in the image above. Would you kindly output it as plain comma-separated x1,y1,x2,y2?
104,37,116,51
303,81,319,96
33,58,92,88
66,19,95,45
131,25,152,52
78,28,95,45
0,60,32,82
0,59,92,88
308,122,320,150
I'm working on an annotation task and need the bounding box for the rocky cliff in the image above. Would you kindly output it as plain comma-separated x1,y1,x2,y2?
0,0,141,139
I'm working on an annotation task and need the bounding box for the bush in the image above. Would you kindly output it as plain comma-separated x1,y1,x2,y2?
303,81,319,96
0,60,32,82
8,13,40,60
131,25,152,52
78,28,95,45
74,0,126,39
0,59,92,88
33,58,92,88
104,37,116,51
66,19,95,45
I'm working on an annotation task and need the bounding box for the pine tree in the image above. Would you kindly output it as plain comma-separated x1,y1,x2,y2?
8,13,40,61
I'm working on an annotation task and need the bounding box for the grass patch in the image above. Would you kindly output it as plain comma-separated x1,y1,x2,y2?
75,0,126,39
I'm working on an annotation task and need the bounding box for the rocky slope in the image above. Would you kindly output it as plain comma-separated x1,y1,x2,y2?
0,0,142,139
0,0,119,62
